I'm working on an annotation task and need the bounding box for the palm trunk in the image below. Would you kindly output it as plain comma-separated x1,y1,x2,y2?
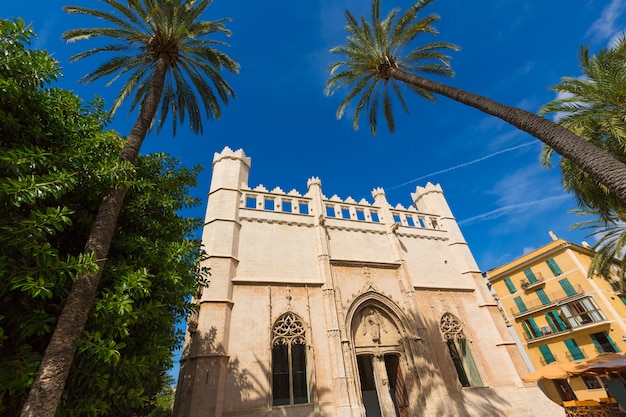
388,68,626,205
20,55,169,417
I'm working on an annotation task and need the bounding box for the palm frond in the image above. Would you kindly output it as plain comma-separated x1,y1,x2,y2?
326,0,458,135
63,0,238,136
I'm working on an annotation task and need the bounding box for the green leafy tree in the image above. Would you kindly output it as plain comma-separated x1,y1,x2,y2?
541,38,626,286
540,37,626,217
21,2,238,416
325,0,626,204
1,17,207,416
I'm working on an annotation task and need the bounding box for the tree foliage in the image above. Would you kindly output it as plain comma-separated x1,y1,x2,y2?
21,2,233,415
326,0,458,136
0,18,205,416
541,37,626,216
541,38,626,283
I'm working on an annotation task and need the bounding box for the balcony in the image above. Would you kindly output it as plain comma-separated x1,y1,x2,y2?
520,276,545,291
511,284,584,318
523,317,609,344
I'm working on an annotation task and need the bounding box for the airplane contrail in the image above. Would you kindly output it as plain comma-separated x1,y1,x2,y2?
458,195,570,226
387,141,537,190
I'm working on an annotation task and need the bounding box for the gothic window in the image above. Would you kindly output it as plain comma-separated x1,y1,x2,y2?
440,313,483,388
272,312,309,406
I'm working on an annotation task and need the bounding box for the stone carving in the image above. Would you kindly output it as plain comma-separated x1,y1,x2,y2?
272,312,306,346
440,312,465,342
362,308,386,344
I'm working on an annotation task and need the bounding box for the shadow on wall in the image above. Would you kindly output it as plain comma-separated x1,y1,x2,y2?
403,313,512,416
177,326,330,417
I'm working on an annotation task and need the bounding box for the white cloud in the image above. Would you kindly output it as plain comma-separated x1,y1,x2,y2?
586,0,626,42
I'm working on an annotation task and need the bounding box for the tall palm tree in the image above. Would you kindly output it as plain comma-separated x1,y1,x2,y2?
540,37,626,217
20,1,238,416
326,0,626,205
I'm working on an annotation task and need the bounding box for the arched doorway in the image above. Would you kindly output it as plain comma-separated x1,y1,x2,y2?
351,305,410,417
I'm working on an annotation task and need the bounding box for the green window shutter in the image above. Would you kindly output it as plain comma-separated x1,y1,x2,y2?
521,321,532,340
524,268,538,283
558,278,576,297
504,277,516,294
536,289,551,305
514,296,527,313
550,310,569,331
527,317,541,337
590,334,604,353
546,258,563,276
538,345,556,364
564,339,585,360
606,333,620,353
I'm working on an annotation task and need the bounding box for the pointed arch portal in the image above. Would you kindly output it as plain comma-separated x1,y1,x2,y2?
349,299,411,417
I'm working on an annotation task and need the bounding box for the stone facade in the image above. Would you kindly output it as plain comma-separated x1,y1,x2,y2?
173,147,564,417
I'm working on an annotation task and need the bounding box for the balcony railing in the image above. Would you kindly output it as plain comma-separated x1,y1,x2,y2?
522,317,608,343
511,284,584,317
520,274,545,291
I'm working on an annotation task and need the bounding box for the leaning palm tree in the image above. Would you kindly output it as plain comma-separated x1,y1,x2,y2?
20,1,238,417
540,37,626,217
326,0,626,204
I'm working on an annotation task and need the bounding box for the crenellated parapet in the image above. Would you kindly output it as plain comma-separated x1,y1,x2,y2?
212,146,251,167
238,178,445,233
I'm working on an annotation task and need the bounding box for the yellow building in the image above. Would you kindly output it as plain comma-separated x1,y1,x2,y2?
487,235,626,403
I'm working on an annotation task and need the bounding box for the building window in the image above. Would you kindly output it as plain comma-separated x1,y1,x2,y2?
590,332,620,354
558,278,577,297
272,313,309,406
356,209,365,221
264,198,275,211
282,200,292,213
564,339,585,360
521,317,542,340
245,195,257,209
581,375,603,390
406,216,415,227
538,345,556,364
440,313,483,387
524,268,538,283
370,211,380,222
341,207,350,219
545,310,569,332
325,205,335,218
298,202,309,215
561,297,606,328
392,213,401,223
546,258,563,276
504,277,517,294
536,288,551,306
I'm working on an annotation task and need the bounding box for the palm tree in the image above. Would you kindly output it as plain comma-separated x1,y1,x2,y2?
326,0,626,205
20,1,238,416
571,209,626,290
540,37,626,217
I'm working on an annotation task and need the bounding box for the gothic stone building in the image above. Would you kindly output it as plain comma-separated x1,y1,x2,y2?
173,147,562,417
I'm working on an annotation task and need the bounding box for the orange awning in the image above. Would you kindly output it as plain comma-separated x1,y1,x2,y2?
522,361,578,382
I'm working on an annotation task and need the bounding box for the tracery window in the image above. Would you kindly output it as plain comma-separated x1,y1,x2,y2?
272,312,309,406
440,313,483,387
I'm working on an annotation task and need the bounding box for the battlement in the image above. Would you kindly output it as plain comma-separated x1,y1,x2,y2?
239,182,442,231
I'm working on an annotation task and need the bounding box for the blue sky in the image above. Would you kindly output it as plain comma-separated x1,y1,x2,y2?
5,0,626,387
5,1,625,272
